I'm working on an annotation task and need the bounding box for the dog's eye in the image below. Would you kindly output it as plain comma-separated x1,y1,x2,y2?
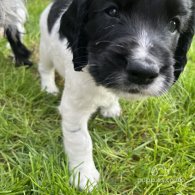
168,18,180,33
105,7,119,17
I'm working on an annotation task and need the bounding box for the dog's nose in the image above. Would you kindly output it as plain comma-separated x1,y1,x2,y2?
127,62,159,85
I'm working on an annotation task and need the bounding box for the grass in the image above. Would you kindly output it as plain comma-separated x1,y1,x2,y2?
0,0,195,194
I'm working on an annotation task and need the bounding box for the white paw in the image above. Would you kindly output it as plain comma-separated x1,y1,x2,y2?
100,102,121,118
70,165,100,192
41,84,59,95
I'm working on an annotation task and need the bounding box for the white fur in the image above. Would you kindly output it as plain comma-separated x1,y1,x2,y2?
132,30,160,71
0,0,27,34
0,0,27,52
39,3,170,191
137,30,151,58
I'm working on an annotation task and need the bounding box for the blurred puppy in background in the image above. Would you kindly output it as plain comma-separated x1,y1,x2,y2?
0,0,32,66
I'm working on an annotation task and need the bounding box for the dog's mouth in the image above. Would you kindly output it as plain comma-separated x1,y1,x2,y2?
88,57,174,98
103,74,170,98
88,66,169,97
111,85,150,96
127,88,141,94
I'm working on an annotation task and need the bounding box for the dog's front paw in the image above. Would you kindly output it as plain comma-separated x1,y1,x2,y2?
100,102,121,118
69,165,100,192
41,83,59,95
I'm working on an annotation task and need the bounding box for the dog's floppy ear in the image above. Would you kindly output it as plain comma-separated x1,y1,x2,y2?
174,11,195,81
59,0,89,71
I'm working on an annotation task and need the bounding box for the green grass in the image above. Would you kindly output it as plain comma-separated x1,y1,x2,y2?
0,0,195,194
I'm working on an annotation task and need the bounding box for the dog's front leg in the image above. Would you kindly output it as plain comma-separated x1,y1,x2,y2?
59,91,99,191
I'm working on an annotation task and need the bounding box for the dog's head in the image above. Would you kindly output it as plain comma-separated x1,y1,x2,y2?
60,0,194,97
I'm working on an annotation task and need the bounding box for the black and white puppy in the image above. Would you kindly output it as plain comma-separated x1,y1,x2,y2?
39,0,194,191
0,0,32,66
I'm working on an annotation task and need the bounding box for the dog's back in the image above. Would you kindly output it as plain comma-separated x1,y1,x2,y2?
39,1,73,79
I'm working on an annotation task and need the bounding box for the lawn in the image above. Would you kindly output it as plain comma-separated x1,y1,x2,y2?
0,0,195,194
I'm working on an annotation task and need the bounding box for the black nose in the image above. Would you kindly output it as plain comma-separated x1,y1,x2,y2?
127,62,159,85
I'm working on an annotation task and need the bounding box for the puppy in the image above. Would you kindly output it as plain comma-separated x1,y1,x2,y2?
39,0,194,191
0,0,32,66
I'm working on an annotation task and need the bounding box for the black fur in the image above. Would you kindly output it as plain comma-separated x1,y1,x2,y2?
174,8,195,81
59,0,89,71
57,0,194,93
5,27,32,67
48,0,71,33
